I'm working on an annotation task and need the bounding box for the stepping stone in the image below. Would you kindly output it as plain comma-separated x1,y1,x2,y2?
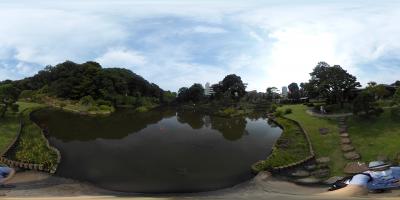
341,138,351,144
295,177,323,184
341,144,355,152
339,127,347,133
311,169,330,178
291,170,310,177
324,176,344,185
343,162,367,174
319,128,329,135
316,157,331,164
344,151,361,160
340,133,349,137
304,164,317,171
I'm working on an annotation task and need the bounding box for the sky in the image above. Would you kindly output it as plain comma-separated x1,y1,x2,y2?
0,0,399,92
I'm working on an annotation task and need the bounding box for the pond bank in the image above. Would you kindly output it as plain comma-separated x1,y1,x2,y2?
3,171,400,199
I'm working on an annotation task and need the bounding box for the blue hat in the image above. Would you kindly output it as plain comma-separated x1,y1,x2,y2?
368,161,390,170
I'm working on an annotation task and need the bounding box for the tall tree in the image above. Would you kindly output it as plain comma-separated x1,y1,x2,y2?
0,84,19,118
288,82,300,100
221,74,246,99
307,62,361,107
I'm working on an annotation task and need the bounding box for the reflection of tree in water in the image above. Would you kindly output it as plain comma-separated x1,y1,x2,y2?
176,110,205,129
246,111,268,121
31,108,176,141
209,116,247,141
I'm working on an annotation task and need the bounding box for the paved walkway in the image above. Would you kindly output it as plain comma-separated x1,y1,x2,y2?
306,110,353,118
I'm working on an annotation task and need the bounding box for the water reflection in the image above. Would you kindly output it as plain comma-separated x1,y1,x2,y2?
33,108,255,141
31,108,282,193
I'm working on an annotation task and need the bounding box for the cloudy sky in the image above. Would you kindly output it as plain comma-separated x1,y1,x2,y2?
0,0,399,92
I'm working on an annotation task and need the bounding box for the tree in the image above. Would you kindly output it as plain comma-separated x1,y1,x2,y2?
188,84,204,102
366,83,390,100
0,84,20,118
221,74,246,99
177,87,189,102
307,62,361,107
288,82,300,100
394,87,400,105
353,90,383,117
391,80,400,87
266,87,279,100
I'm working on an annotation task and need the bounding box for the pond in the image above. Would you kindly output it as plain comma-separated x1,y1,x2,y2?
31,108,282,193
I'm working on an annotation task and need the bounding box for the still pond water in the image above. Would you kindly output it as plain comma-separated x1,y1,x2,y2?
31,108,282,193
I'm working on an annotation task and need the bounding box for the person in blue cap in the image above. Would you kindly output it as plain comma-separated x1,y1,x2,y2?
0,166,15,187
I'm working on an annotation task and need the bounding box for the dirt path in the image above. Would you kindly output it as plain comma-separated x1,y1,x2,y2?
2,171,400,200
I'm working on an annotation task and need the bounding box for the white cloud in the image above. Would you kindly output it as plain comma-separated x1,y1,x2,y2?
0,0,400,92
191,26,227,34
96,48,147,68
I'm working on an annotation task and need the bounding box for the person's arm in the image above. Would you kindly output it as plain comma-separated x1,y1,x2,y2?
0,168,15,184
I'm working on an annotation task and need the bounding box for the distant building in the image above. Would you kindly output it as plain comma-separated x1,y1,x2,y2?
282,86,288,99
204,82,215,96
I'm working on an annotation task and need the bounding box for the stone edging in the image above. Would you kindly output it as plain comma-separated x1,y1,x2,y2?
264,115,315,172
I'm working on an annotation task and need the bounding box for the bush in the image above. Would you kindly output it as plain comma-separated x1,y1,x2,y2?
10,104,19,112
19,90,35,100
284,108,292,114
304,102,314,107
269,104,278,113
79,95,95,106
99,105,112,111
96,99,112,106
135,106,149,113
391,107,400,121
274,110,283,117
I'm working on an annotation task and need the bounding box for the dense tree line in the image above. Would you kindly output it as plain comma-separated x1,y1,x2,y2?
10,61,170,106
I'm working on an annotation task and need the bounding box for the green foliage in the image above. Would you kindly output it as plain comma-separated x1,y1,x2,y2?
269,103,278,113
305,62,361,105
135,106,149,113
353,90,383,118
0,84,20,118
366,82,390,100
177,84,204,103
79,95,95,106
391,107,400,121
13,106,58,169
13,61,165,104
394,88,400,105
19,90,35,100
162,91,176,104
284,108,292,114
288,82,300,100
254,117,309,171
274,110,283,117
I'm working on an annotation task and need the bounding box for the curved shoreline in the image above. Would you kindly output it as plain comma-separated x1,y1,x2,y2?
4,170,400,199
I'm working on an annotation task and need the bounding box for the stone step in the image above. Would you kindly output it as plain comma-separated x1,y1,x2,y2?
341,138,351,144
316,157,331,164
343,162,367,174
344,151,361,160
341,144,355,152
340,133,349,137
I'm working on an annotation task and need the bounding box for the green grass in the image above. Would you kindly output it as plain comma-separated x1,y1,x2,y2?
348,108,400,163
254,117,310,171
0,116,20,155
9,102,58,169
277,104,345,176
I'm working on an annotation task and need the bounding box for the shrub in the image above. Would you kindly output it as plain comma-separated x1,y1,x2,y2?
99,105,112,111
19,90,35,100
10,104,19,112
274,110,283,117
80,95,95,106
269,104,278,113
96,99,112,106
391,107,400,121
284,108,292,114
135,106,149,113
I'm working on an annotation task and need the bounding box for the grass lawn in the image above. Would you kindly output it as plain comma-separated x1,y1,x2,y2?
277,104,345,176
348,108,400,163
253,117,310,171
6,101,59,169
0,116,20,155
